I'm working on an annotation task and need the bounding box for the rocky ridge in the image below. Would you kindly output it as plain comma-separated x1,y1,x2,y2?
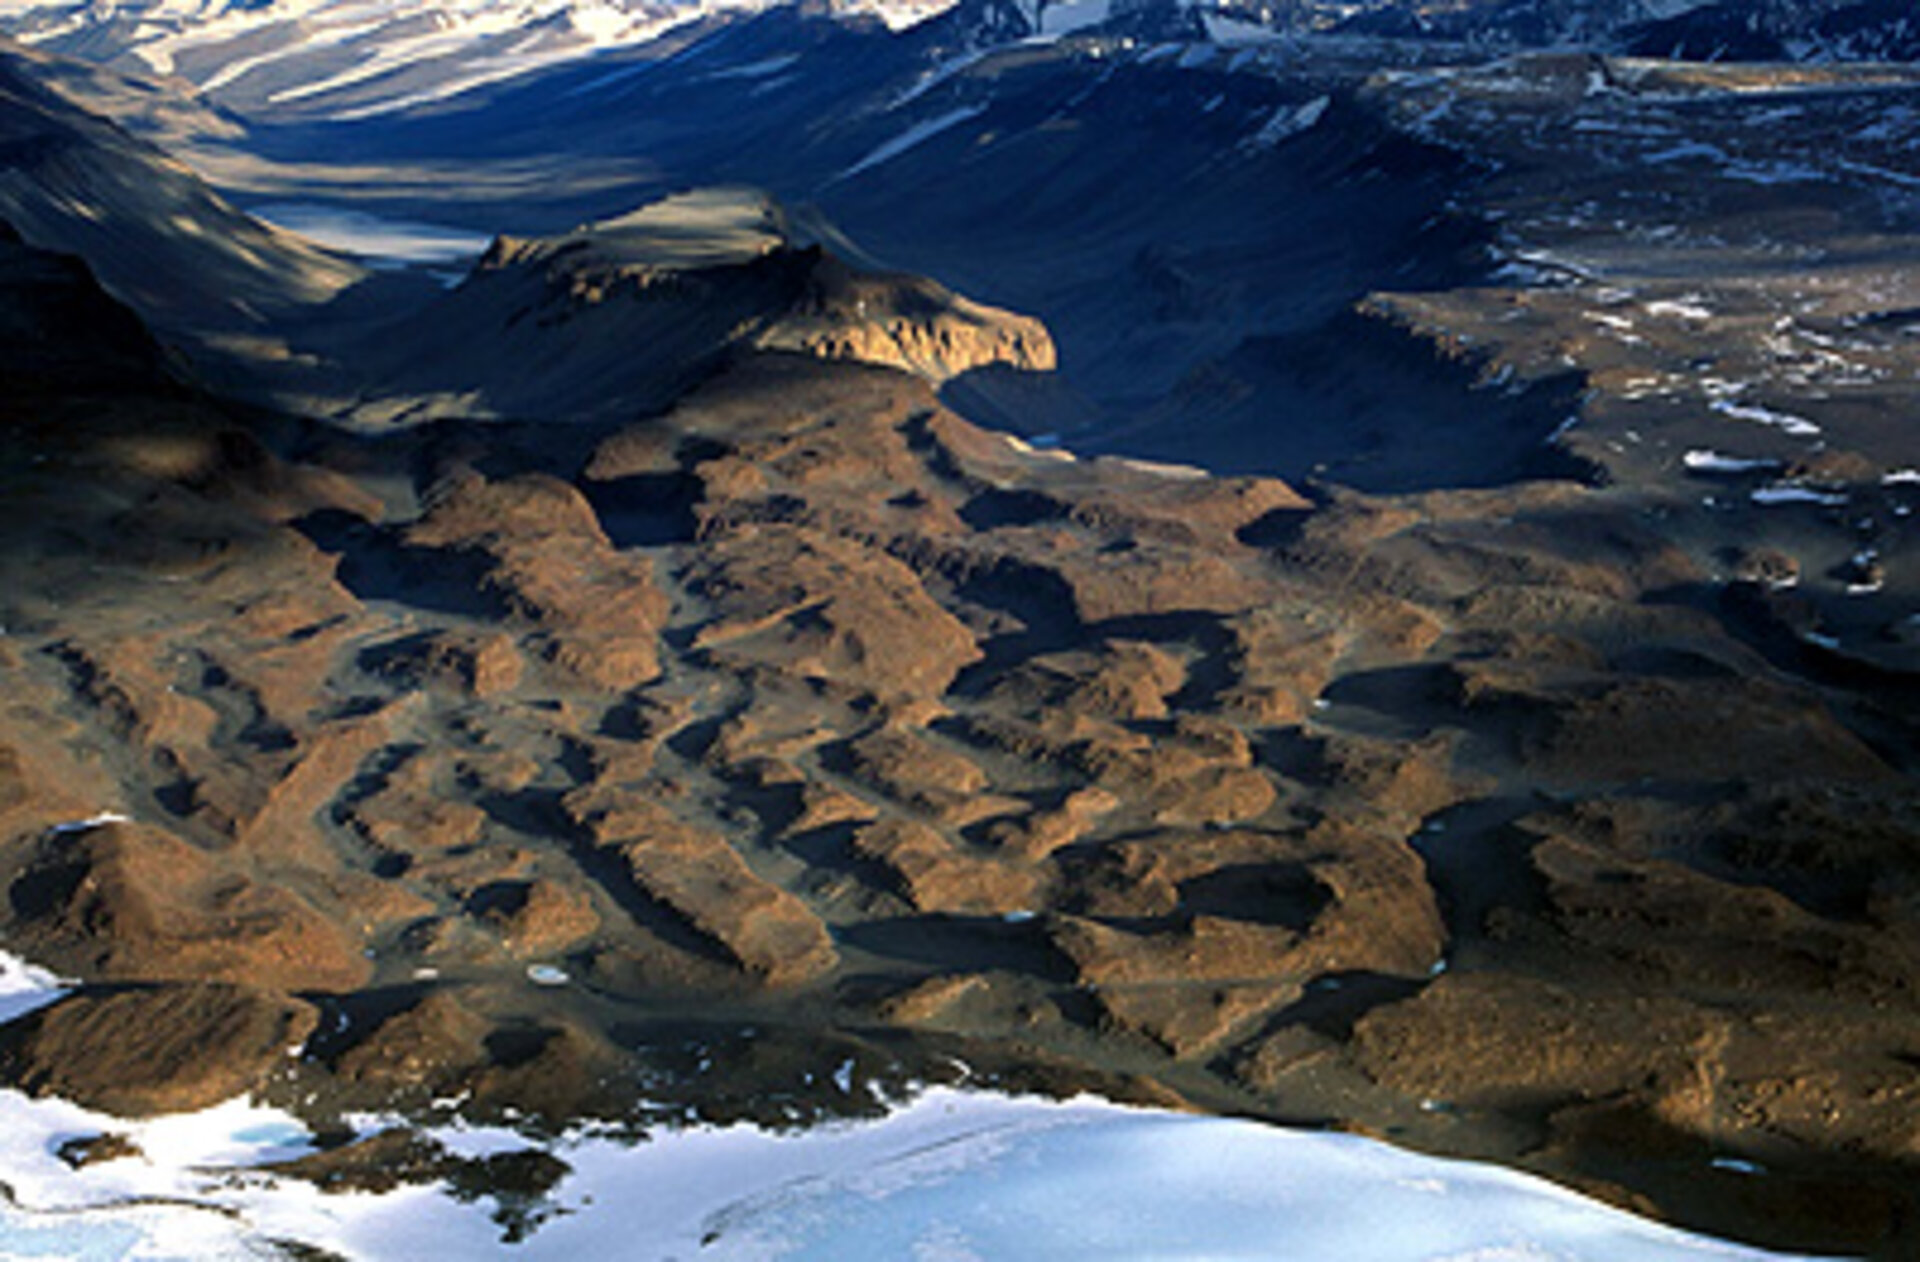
0,202,1914,1253
337,187,1055,426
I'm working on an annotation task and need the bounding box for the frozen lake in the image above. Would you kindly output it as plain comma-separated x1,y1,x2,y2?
249,201,491,268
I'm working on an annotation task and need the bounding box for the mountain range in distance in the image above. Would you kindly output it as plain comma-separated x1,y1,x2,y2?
6,0,1920,126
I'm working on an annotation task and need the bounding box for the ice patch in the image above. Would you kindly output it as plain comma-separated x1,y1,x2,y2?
0,949,66,1025
1202,13,1281,46
1032,0,1111,38
1712,399,1822,437
1752,485,1848,507
0,1085,1834,1260
703,53,799,81
838,105,986,181
1683,450,1783,475
249,203,490,266
1642,141,1728,164
1645,298,1714,321
1724,162,1831,186
1102,456,1209,481
48,812,132,834
1246,95,1329,149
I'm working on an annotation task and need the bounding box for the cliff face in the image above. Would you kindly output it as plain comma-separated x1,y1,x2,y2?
344,188,1054,425
757,255,1055,381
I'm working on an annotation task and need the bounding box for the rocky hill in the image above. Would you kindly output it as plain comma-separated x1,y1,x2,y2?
337,187,1054,425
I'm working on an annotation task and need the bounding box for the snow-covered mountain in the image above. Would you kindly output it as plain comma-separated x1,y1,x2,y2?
1326,0,1920,60
5,0,1916,124
0,0,953,116
1622,0,1920,62
1332,0,1709,47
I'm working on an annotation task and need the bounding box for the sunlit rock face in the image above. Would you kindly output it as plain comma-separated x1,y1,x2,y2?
340,189,1054,424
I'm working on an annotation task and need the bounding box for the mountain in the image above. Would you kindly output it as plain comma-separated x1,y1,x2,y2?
0,42,369,402
337,185,1054,424
1320,0,1920,59
0,0,954,119
1623,0,1920,61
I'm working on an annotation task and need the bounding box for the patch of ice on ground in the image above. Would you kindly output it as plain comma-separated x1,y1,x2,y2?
47,811,131,834
1645,297,1714,321
1683,450,1783,474
1100,455,1210,480
837,105,987,181
702,53,800,81
0,1075,1845,1260
1712,399,1822,437
1245,95,1329,149
249,203,491,266
1752,484,1848,507
0,949,66,1025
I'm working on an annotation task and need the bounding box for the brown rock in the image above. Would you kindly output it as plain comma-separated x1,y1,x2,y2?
471,879,601,957
690,525,981,698
407,471,666,691
981,786,1120,861
1351,972,1717,1111
365,630,524,697
981,640,1187,722
1094,981,1295,1058
850,818,1045,915
0,984,316,1116
1527,677,1894,785
876,974,990,1025
7,821,370,992
571,789,836,987
838,728,1017,826
333,990,492,1095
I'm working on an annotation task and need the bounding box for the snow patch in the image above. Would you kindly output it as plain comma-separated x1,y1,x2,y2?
1683,450,1783,475
1711,399,1822,437
0,949,66,1025
1751,484,1848,507
838,105,986,181
1645,297,1714,321
702,52,799,81
249,203,490,265
48,812,132,834
1246,95,1328,149
0,1085,1830,1260
1102,456,1209,481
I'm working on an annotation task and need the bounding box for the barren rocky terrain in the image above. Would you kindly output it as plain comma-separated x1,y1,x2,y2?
0,17,1916,1260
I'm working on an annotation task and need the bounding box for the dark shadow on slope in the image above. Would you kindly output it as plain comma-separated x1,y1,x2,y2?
1088,308,1596,494
295,508,506,619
